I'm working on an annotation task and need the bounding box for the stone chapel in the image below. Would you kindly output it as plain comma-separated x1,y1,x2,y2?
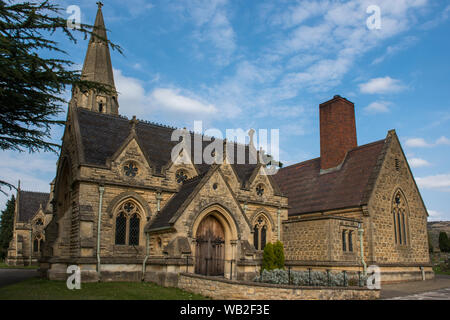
32,4,432,284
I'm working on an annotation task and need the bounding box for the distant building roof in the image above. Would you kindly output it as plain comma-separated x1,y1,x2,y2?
17,191,49,223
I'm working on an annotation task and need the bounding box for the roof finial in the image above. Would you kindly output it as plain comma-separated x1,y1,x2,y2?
130,115,138,134
96,1,104,9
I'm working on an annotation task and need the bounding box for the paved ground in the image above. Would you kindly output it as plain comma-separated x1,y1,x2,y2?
0,269,39,289
381,274,450,300
387,287,450,300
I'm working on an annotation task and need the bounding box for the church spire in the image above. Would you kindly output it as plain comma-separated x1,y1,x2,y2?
71,2,119,115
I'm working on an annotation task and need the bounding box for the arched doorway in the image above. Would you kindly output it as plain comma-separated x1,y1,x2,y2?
195,215,225,276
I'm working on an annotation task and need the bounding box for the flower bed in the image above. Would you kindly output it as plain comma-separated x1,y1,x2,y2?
254,269,368,287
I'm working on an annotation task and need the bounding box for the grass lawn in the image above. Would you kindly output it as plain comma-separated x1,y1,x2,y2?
0,262,38,269
0,278,209,300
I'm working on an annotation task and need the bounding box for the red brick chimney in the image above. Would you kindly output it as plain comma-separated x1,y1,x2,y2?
320,95,357,171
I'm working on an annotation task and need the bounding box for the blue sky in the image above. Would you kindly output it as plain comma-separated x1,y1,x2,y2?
1,0,449,221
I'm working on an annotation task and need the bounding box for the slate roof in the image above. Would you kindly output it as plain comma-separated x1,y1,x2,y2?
146,173,206,231
17,191,50,223
76,108,258,181
273,139,386,216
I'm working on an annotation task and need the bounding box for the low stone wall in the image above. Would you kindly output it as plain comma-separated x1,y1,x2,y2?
178,273,380,300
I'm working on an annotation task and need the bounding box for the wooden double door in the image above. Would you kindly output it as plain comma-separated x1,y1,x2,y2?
195,215,225,276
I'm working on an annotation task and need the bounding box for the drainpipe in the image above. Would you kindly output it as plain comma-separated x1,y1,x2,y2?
358,223,367,275
29,228,33,266
420,266,425,281
142,233,150,281
277,207,281,241
97,185,105,280
156,191,162,213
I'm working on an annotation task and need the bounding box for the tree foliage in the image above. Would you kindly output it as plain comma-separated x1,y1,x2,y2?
439,232,450,252
273,241,285,269
0,195,15,260
261,242,275,272
0,0,122,191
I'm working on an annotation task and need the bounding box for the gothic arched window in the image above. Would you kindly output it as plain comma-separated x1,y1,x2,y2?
342,230,347,252
253,215,270,250
114,201,142,246
253,225,259,250
348,231,353,252
115,213,126,245
129,213,140,246
392,190,409,246
33,234,43,254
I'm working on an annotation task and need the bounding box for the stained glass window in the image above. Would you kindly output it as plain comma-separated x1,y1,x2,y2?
129,213,140,246
256,184,264,196
115,213,127,245
176,170,188,183
115,200,142,246
342,230,347,252
124,162,138,177
253,214,270,250
348,231,353,252
253,225,259,250
261,225,267,250
393,191,408,245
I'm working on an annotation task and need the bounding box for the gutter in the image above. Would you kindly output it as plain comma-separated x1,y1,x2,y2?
97,185,105,280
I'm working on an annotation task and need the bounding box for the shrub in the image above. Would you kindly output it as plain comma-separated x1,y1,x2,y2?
261,243,275,272
439,232,450,252
254,269,368,287
273,241,285,270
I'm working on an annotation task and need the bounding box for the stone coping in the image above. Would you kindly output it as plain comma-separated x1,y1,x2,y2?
179,272,379,291
286,261,433,268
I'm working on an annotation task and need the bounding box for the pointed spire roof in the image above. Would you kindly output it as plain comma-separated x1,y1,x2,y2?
81,2,116,88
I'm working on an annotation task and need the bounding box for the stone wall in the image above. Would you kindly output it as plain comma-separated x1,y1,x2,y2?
178,273,380,300
282,215,361,263
367,132,430,265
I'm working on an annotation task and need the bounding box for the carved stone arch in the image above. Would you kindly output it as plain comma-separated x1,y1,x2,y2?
106,191,152,220
249,208,276,232
391,186,410,209
111,197,145,246
187,202,246,239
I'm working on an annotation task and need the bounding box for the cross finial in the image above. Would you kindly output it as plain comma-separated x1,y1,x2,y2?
96,1,103,9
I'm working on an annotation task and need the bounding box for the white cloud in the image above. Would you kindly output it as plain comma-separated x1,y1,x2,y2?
428,210,446,221
405,138,431,148
115,69,225,121
150,88,217,114
364,101,391,113
372,36,418,64
436,136,450,145
359,77,406,94
0,151,57,211
416,174,450,191
405,136,450,148
262,0,429,93
409,158,431,168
